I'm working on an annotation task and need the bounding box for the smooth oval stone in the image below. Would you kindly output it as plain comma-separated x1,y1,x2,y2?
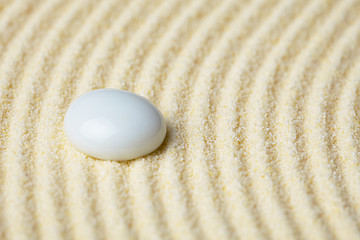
64,88,166,161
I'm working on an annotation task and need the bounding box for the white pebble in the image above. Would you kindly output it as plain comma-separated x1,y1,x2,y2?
64,88,166,161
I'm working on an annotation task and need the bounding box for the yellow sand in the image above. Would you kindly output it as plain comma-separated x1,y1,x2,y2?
0,0,360,239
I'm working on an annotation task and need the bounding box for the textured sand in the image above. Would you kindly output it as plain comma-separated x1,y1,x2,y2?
1,0,360,239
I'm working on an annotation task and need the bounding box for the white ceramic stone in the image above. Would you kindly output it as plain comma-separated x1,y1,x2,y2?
64,88,166,161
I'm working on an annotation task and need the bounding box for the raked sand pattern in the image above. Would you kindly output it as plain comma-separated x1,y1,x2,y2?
1,0,360,239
